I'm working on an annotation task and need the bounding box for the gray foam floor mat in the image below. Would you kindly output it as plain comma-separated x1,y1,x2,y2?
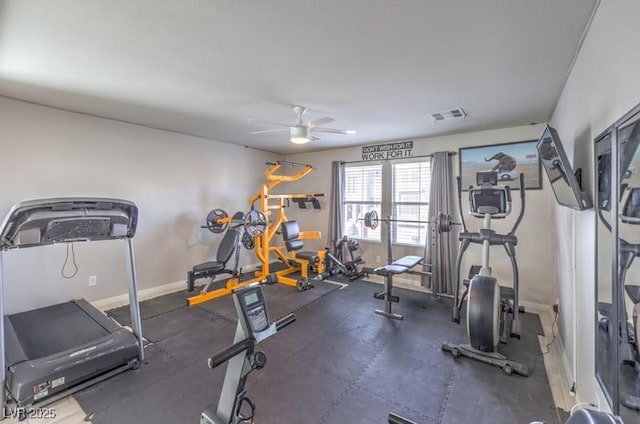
108,278,340,327
107,290,192,326
77,279,563,424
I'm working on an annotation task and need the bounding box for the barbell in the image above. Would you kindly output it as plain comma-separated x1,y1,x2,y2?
362,210,460,233
203,208,268,239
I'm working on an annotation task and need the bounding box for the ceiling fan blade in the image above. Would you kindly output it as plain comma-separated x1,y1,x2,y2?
309,135,321,142
308,117,335,128
246,118,290,128
250,128,289,134
311,127,356,135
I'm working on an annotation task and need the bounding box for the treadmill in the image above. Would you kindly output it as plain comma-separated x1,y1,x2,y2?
0,198,144,413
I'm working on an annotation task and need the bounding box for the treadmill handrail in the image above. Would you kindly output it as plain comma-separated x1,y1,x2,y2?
0,197,138,250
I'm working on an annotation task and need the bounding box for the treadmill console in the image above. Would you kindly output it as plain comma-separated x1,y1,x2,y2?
236,286,270,336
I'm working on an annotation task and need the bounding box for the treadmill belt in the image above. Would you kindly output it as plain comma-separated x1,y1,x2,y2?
8,301,110,361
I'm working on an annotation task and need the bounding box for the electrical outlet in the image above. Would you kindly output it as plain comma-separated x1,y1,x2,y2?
376,256,381,264
553,303,559,313
89,275,97,287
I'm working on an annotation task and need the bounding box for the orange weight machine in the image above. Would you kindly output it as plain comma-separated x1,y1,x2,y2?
187,161,326,306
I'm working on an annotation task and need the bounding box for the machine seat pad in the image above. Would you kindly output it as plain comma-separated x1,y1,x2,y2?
295,251,318,261
375,264,409,275
626,285,640,304
392,255,422,268
193,261,225,273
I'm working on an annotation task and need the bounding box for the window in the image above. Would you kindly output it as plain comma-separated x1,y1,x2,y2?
343,163,382,241
392,161,431,245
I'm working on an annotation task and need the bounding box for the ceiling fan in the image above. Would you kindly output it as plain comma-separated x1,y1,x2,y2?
248,105,356,144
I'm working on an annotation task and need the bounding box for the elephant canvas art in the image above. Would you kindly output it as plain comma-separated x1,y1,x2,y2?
459,139,541,190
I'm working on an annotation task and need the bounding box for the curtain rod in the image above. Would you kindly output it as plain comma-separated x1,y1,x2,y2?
340,151,456,165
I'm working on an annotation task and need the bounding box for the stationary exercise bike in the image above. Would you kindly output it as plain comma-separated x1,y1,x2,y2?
201,284,295,424
442,171,528,376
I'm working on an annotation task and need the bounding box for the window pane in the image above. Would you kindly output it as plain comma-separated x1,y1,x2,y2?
392,160,431,246
344,164,382,202
393,204,429,244
343,163,382,241
392,161,431,203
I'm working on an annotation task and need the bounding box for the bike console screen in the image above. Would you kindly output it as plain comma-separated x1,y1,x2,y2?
238,286,270,334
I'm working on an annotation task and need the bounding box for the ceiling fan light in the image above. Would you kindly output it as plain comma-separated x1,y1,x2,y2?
290,125,309,144
290,135,310,144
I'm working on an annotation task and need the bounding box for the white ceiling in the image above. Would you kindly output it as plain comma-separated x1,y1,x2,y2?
0,0,598,154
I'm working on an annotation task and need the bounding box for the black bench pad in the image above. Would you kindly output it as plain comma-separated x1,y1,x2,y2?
193,261,225,273
373,255,424,275
374,264,408,275
392,255,422,268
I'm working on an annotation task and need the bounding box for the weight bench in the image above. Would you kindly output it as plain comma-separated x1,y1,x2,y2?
372,255,426,320
187,228,240,292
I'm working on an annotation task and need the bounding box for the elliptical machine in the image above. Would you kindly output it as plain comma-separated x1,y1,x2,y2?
442,171,528,376
201,284,295,424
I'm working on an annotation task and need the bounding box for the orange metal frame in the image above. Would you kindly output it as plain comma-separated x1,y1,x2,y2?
188,161,325,306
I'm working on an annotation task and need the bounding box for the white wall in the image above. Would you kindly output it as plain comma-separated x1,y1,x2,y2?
285,124,558,305
0,97,281,314
549,0,640,410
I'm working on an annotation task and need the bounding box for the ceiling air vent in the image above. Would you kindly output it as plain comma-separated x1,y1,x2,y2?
429,108,466,122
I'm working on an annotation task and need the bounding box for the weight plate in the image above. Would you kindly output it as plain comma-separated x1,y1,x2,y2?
244,209,267,238
205,209,229,233
347,239,359,251
368,210,379,230
296,278,308,291
437,212,452,233
242,231,255,249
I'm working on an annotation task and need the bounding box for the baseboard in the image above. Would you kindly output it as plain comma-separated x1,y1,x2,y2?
525,302,576,412
91,261,266,312
91,280,186,312
556,329,575,391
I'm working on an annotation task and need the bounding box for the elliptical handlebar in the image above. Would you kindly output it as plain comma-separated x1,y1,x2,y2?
510,173,526,235
456,176,468,233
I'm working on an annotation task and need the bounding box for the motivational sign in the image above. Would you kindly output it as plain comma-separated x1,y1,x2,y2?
361,141,414,160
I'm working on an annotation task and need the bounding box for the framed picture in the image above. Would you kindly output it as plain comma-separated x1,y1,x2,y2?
459,139,542,190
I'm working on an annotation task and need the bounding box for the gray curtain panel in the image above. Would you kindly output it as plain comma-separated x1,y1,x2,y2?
422,152,456,294
328,161,344,249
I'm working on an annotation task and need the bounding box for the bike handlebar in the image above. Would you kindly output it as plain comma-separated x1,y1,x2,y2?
208,338,254,369
275,313,296,332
